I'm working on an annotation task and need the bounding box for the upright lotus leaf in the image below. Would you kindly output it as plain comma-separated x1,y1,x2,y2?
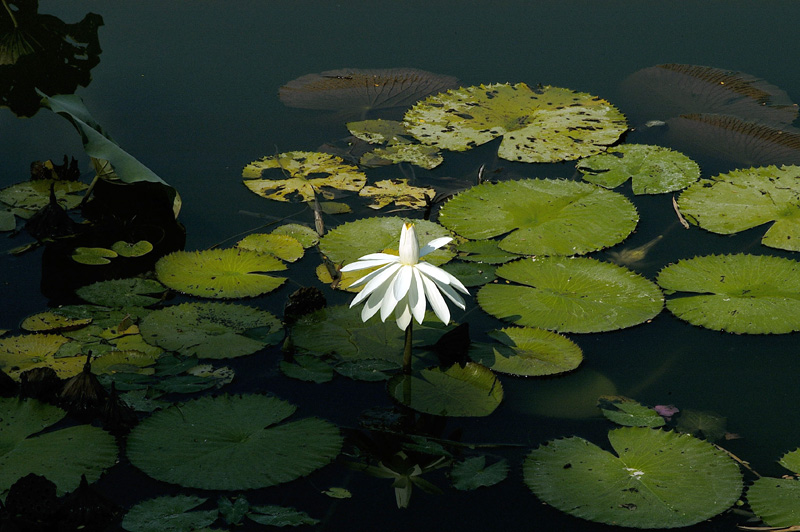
0,179,87,216
236,233,305,262
155,248,287,299
127,394,343,490
0,333,86,380
524,427,742,528
242,151,367,202
439,179,638,256
0,398,118,496
122,495,218,532
139,302,282,359
358,179,435,210
404,83,628,163
657,254,800,334
478,257,663,333
747,449,800,527
677,165,800,251
387,363,503,417
76,278,166,307
577,144,701,194
471,327,582,377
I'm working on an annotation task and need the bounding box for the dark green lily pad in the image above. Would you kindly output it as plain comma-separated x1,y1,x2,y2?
280,354,334,383
127,394,342,490
471,327,582,377
577,144,700,194
439,179,638,256
76,278,166,307
440,261,497,287
524,427,742,528
404,82,627,163
387,362,503,417
456,239,520,264
247,505,320,527
450,456,509,491
333,359,397,381
139,302,282,359
0,398,118,496
122,495,218,532
597,396,666,427
747,449,800,527
677,164,800,251
478,257,663,333
657,253,800,334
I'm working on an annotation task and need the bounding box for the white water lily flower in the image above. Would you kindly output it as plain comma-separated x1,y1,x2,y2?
341,222,469,330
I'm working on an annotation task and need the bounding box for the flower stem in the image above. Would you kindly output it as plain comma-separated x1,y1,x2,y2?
2,0,19,28
402,321,413,374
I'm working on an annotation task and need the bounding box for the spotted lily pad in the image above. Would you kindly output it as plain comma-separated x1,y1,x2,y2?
0,333,84,380
524,427,742,528
21,312,92,332
347,119,444,169
237,233,305,262
657,253,800,334
747,449,800,527
0,179,87,216
76,278,166,307
677,164,800,251
358,179,435,210
577,144,701,194
127,394,342,490
471,327,582,376
155,248,287,299
478,257,663,333
404,83,627,163
439,179,638,256
242,151,367,202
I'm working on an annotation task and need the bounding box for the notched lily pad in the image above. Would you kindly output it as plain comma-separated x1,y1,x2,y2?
111,240,153,257
0,333,83,380
597,396,666,427
0,179,87,216
122,495,218,532
76,278,166,307
471,327,582,377
358,178,435,210
747,449,800,527
237,233,305,262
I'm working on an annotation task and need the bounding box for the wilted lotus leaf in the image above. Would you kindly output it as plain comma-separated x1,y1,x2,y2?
359,179,435,210
0,333,85,380
404,83,628,163
127,394,342,490
347,119,443,169
524,427,742,528
242,151,367,202
678,165,800,251
237,233,305,262
271,223,319,248
387,362,503,417
76,278,166,307
747,449,800,527
620,63,798,125
122,495,218,532
155,248,287,299
21,311,92,332
577,144,700,194
0,179,87,218
279,67,459,112
111,240,153,257
0,398,118,496
139,302,282,359
439,179,638,256
478,257,663,333
471,327,582,377
657,254,800,334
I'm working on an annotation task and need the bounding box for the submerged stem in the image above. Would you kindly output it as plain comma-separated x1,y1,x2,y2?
2,0,18,28
402,321,413,374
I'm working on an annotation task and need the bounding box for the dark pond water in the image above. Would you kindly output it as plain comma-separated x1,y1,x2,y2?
3,1,800,530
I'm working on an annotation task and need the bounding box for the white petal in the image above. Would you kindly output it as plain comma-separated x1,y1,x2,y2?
420,274,450,325
399,223,420,265
393,265,413,302
431,277,466,309
380,273,402,322
361,281,391,322
415,261,455,285
409,268,426,325
350,263,401,306
347,260,399,290
395,303,412,330
351,252,399,262
341,256,398,272
419,236,452,257
441,269,470,295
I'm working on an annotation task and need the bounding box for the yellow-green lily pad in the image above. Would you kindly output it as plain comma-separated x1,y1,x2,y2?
71,246,118,265
237,233,305,262
0,179,87,217
111,240,154,257
358,179,435,210
0,333,83,380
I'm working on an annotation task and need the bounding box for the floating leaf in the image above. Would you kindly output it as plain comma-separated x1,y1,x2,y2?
674,409,727,442
0,179,87,216
387,362,503,417
242,151,367,202
657,253,800,334
0,398,118,496
111,240,153,257
271,223,319,248
0,333,84,380
524,427,742,528
440,261,496,287
0,209,16,231
450,456,509,491
76,278,165,307
439,179,638,256
471,327,582,377
577,144,700,194
347,119,443,169
404,83,627,163
237,233,305,262
155,248,287,299
127,394,342,490
677,164,800,251
478,257,663,333
247,505,320,527
323,487,352,499
71,246,117,265
139,302,282,359
748,449,800,527
121,495,218,532
333,358,397,381
597,396,666,427
348,119,409,143
280,354,334,383
455,240,519,265
21,311,92,332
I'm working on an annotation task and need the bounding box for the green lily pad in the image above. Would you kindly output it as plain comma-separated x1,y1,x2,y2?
122,495,218,532
597,396,666,427
358,179,435,210
0,398,118,496
0,209,16,231
21,311,92,332
111,239,154,257
456,239,519,264
524,427,742,528
362,144,444,170
675,409,727,441
657,253,800,334
577,144,701,194
237,233,305,262
0,333,84,380
155,248,287,299
76,278,166,307
242,151,367,202
677,164,800,251
348,119,409,143
71,246,117,265
280,354,334,383
404,82,627,163
139,302,282,359
271,223,319,248
440,261,497,287
471,327,582,376
747,449,800,527
247,505,320,527
450,456,509,491
333,358,397,381
439,179,638,256
127,394,342,490
387,362,503,417
0,179,87,215
478,257,663,333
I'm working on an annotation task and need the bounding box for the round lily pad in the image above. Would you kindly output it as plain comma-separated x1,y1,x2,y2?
122,495,218,532
139,302,282,359
20,312,92,332
747,449,800,527
439,179,638,256
111,240,154,257
577,144,700,194
404,82,628,163
524,427,742,528
76,278,166,307
127,394,342,490
237,233,305,262
271,223,319,248
358,179,435,210
155,248,287,299
677,164,800,251
657,253,800,334
0,333,84,380
478,257,663,333
71,246,117,265
471,327,582,376
0,179,88,215
387,362,503,417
